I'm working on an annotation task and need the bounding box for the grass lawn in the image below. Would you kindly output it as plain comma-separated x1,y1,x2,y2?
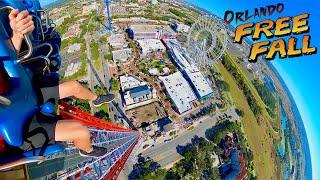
97,104,110,121
91,40,102,71
217,62,277,179
226,52,281,136
151,60,165,68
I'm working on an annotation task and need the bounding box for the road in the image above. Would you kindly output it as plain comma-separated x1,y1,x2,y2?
140,107,237,168
141,116,214,167
118,106,238,178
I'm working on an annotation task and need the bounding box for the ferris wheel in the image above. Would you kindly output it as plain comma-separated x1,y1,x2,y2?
187,15,227,68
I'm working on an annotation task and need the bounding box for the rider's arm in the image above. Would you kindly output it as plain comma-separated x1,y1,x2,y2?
9,9,34,53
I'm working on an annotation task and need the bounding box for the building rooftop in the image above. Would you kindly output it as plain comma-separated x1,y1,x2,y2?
163,39,214,99
186,69,213,98
130,24,160,33
64,62,81,77
107,33,127,48
159,72,197,114
67,43,81,54
129,85,151,99
174,23,190,33
225,149,247,180
120,74,147,91
137,39,166,55
149,68,160,75
112,48,132,62
130,24,175,33
120,74,156,108
82,2,99,15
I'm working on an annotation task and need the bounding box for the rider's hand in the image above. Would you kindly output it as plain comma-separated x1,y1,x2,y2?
9,9,35,40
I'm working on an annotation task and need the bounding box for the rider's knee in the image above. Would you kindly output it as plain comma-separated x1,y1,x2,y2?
77,124,90,139
69,81,81,89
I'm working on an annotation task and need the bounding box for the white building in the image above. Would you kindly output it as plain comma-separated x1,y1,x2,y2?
55,15,70,26
120,74,147,91
110,4,127,16
149,68,160,75
112,48,132,62
185,68,213,100
163,39,214,100
151,0,158,5
159,72,197,114
67,43,81,54
64,62,81,77
62,23,81,40
137,39,166,57
175,23,190,33
107,33,128,49
128,25,176,40
120,74,157,109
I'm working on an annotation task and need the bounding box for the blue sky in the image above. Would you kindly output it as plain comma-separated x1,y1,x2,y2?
39,0,53,7
187,0,320,178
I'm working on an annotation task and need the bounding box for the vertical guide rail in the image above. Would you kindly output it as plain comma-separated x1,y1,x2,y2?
104,136,139,180
58,135,139,179
105,0,112,32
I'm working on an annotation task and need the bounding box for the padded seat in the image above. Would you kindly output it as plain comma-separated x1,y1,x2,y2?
0,61,39,146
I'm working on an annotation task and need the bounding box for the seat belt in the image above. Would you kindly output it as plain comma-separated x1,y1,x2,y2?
24,127,49,156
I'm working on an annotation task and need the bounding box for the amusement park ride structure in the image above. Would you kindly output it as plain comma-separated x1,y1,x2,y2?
0,0,140,179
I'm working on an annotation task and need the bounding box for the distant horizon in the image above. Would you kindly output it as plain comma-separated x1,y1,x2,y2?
39,0,65,8
187,0,319,179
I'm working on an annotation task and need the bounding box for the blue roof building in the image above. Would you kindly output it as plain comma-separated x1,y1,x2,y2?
120,74,157,109
129,85,152,99
223,149,247,180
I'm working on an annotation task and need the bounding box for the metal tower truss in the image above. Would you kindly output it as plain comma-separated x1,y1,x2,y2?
27,102,140,180
105,0,112,32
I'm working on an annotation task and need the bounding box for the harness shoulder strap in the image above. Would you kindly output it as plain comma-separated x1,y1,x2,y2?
24,127,49,156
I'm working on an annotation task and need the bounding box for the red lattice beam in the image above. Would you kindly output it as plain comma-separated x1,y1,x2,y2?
59,101,133,132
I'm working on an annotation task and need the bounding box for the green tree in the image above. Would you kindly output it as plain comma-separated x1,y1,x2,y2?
104,53,112,61
221,54,262,116
169,8,188,18
90,40,102,69
74,99,91,113
95,108,110,121
216,79,230,92
238,109,244,117
252,80,277,117
111,78,120,92
137,160,166,180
